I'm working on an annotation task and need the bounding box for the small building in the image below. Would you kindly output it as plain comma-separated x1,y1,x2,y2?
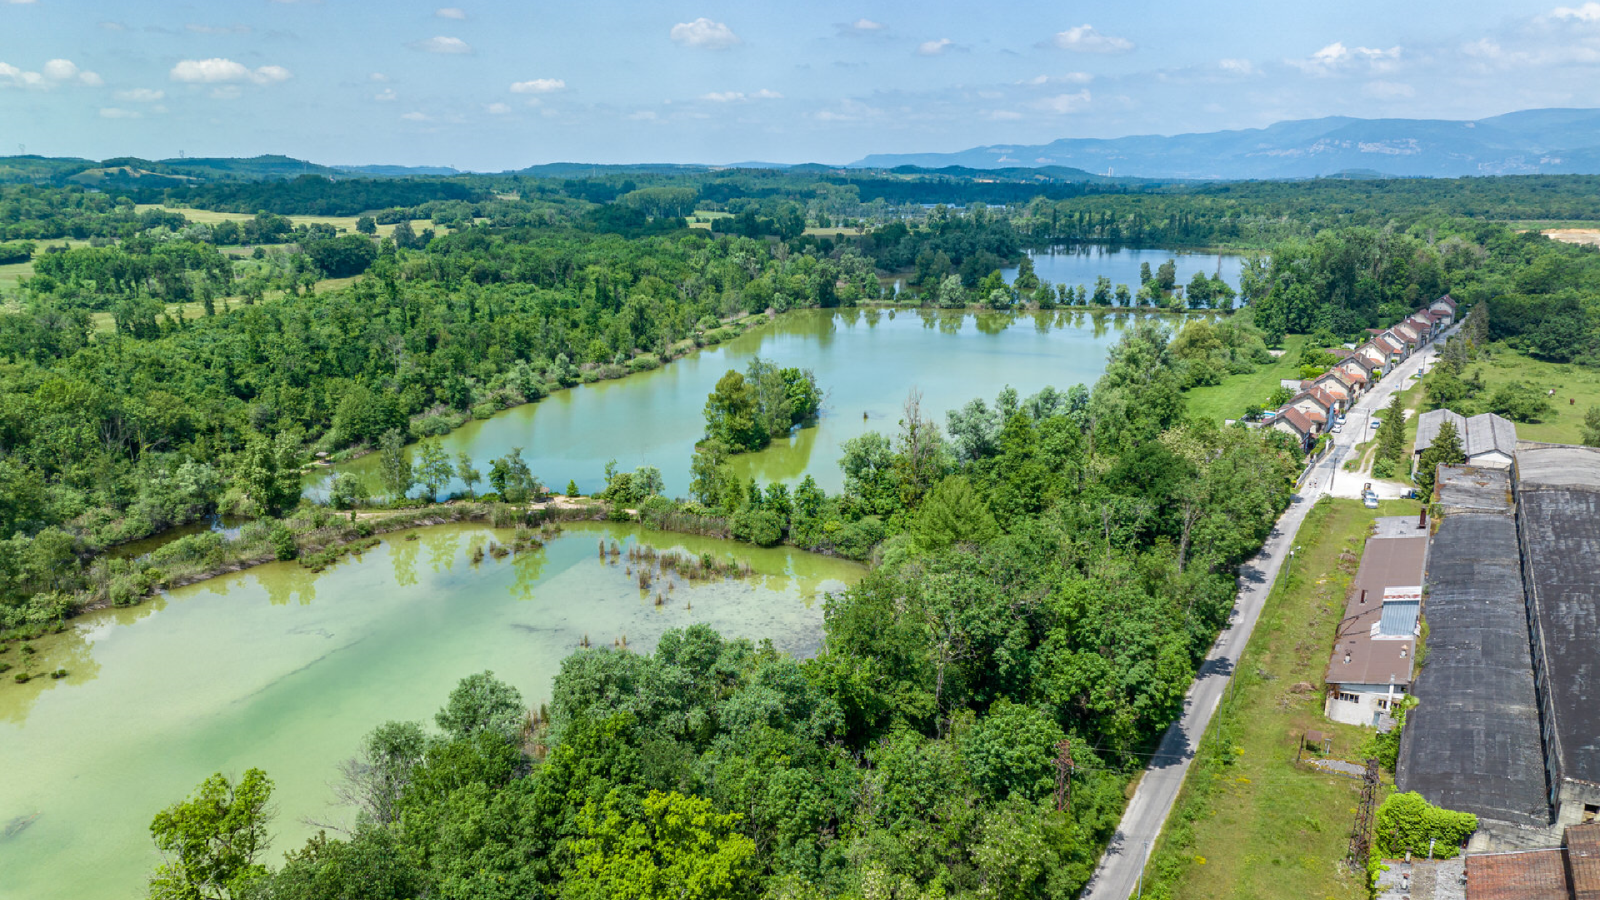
1285,389,1333,428
1415,410,1518,471
1270,406,1317,452
1324,527,1429,728
1333,355,1376,393
1460,823,1600,899
1357,341,1393,374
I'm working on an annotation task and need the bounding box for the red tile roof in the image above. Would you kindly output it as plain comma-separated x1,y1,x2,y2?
1276,406,1315,436
1466,849,1571,900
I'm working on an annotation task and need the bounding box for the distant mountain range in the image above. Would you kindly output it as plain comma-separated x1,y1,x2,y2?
851,108,1600,179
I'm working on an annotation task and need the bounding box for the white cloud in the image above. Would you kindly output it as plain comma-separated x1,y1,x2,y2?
99,107,140,119
369,72,390,82
401,111,430,121
1052,25,1134,54
837,17,883,35
917,38,954,56
436,7,467,19
115,88,165,102
1022,72,1092,85
186,23,252,34
1291,42,1402,74
1034,89,1092,113
510,78,565,93
1550,2,1600,20
485,101,510,114
670,18,740,50
1364,80,1415,99
628,110,658,121
5,1,39,5
984,110,1023,120
410,36,474,55
0,58,100,88
99,21,128,31
374,88,397,101
43,59,79,80
170,58,292,84
814,98,882,122
1219,58,1255,75
701,88,782,102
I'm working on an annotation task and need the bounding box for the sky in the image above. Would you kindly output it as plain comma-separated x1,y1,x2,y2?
2,0,1598,170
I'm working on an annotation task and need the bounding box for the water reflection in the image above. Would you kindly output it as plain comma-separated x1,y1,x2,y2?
0,521,862,900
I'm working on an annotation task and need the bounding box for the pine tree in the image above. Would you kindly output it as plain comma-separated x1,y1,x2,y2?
1416,419,1465,495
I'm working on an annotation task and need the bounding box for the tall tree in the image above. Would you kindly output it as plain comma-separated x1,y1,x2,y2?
148,769,275,900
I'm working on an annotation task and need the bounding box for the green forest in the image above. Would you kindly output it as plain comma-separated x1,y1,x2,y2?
1,168,1599,899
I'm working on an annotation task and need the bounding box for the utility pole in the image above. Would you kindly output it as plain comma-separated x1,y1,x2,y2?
1136,838,1152,899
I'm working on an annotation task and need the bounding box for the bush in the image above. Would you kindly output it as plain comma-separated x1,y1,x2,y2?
1371,456,1396,479
268,524,299,561
731,508,783,547
831,515,886,560
1374,792,1477,859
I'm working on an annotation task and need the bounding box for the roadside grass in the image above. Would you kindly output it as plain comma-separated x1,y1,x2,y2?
1185,335,1308,424
1143,496,1418,900
1466,346,1600,445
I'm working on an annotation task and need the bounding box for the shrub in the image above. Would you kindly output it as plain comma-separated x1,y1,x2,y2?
268,524,299,561
731,508,783,547
1374,792,1477,859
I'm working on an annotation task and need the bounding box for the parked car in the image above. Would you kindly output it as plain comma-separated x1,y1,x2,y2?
1370,418,1381,429
1364,495,1380,509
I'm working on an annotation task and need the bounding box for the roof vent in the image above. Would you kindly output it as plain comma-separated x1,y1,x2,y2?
1344,653,1352,664
1400,645,1409,658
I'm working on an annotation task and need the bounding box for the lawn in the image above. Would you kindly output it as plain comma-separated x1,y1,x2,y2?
1467,345,1600,445
1185,334,1308,423
1143,496,1420,900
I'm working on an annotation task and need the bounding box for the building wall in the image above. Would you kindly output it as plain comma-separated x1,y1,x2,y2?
1468,450,1514,469
1558,780,1600,829
1325,684,1404,728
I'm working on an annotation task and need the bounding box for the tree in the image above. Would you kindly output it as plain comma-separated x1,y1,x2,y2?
331,721,429,828
1374,792,1477,859
455,452,482,498
1155,259,1177,291
1583,406,1600,448
414,438,453,501
703,370,763,453
488,448,537,503
327,472,368,511
435,671,525,742
563,790,757,900
1487,381,1552,423
1376,393,1407,463
355,216,377,235
148,768,274,900
232,434,302,519
377,429,413,501
909,475,1000,551
1415,418,1465,495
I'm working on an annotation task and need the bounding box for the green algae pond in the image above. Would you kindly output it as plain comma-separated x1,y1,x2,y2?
0,522,862,900
313,307,1179,500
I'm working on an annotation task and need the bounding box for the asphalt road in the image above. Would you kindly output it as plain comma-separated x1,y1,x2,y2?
1079,329,1450,900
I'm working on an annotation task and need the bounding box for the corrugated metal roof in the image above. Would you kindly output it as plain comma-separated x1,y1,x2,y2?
1378,598,1419,636
1416,409,1466,454
1465,413,1518,458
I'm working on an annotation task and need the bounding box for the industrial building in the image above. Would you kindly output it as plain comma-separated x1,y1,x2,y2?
1414,410,1518,471
1398,447,1600,851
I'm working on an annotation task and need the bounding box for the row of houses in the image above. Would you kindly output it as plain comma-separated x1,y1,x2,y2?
1269,295,1457,451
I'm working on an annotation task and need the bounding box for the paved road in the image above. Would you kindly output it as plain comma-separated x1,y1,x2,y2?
1080,328,1452,900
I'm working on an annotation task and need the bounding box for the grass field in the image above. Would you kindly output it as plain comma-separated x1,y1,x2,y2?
1146,496,1417,900
134,205,435,239
1468,346,1600,445
1185,335,1308,423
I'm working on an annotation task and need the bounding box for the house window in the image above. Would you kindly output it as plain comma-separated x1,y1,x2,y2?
1584,803,1599,824
1336,692,1359,704
1376,699,1390,711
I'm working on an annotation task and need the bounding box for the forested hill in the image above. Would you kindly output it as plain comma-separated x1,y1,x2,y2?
853,107,1600,179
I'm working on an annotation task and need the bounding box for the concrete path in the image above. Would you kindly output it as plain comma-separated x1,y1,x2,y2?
1080,327,1453,900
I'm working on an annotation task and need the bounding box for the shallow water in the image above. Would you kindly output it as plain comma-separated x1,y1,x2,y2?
317,306,1195,501
1001,244,1245,296
0,522,862,900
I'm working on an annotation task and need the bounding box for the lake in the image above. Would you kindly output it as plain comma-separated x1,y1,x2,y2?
1003,244,1245,294
318,306,1200,502
0,522,862,900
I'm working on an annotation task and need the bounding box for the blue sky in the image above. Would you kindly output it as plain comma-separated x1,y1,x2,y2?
0,1,1594,169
